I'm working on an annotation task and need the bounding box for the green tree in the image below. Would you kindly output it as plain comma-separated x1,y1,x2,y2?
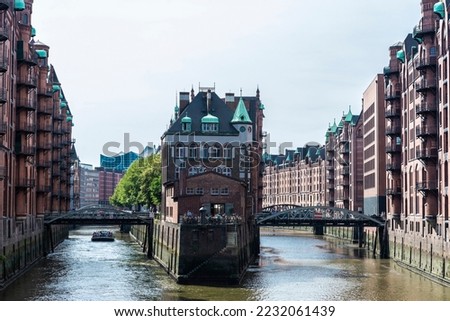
110,154,161,209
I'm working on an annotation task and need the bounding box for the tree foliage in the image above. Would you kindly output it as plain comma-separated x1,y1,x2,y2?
110,154,161,209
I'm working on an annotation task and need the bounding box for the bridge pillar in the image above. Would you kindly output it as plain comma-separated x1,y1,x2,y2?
352,224,365,248
313,225,324,236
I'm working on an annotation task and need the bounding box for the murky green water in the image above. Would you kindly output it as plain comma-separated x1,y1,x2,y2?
1,227,449,301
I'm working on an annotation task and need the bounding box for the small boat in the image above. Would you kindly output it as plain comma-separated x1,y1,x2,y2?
91,230,115,242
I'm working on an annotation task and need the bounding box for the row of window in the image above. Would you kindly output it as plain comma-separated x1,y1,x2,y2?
186,187,229,196
174,165,233,177
181,123,219,133
174,146,235,159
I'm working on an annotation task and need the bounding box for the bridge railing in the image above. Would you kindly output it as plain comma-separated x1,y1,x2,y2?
180,214,242,225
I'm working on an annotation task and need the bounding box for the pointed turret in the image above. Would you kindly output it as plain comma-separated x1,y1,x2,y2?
231,97,252,124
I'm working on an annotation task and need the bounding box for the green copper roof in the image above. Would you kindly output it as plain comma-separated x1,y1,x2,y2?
14,0,25,11
36,49,47,58
52,84,61,92
174,105,179,112
396,50,405,63
31,27,36,37
330,120,338,134
231,97,252,124
66,116,72,122
434,2,445,19
181,115,192,123
201,113,219,124
344,108,353,122
259,103,265,110
60,101,67,108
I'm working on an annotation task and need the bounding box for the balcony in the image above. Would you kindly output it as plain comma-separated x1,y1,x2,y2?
335,192,349,201
16,122,36,133
36,185,51,193
341,166,350,176
36,160,51,168
383,65,400,77
0,88,6,103
16,146,35,155
37,123,52,132
416,126,437,138
386,125,401,136
37,104,53,115
0,165,6,178
17,75,37,88
385,91,401,101
416,148,438,160
413,23,436,42
0,25,8,42
415,79,437,93
416,102,437,116
416,181,438,192
17,52,38,66
16,178,35,188
385,107,401,118
16,98,37,111
0,57,7,73
338,155,349,165
0,0,10,10
336,178,349,186
0,121,6,135
416,56,437,70
386,143,401,153
386,187,402,195
386,162,401,172
38,88,54,97
37,141,52,150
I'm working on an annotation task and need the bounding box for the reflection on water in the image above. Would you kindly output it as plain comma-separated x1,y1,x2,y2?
1,227,450,301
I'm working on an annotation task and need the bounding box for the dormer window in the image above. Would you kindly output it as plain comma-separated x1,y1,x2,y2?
202,123,218,133
201,113,219,133
181,115,192,133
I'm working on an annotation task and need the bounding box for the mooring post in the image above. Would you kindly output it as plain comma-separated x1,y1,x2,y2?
147,220,153,259
358,224,364,248
142,226,148,254
49,225,54,254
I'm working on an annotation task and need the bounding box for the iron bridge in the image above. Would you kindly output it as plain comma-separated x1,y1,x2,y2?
44,204,153,226
256,204,385,227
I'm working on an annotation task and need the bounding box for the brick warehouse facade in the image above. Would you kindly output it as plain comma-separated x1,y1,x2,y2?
0,0,75,287
383,0,450,282
261,0,450,284
153,86,264,284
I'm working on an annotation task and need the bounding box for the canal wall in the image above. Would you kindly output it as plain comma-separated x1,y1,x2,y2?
389,230,450,286
323,226,380,254
0,217,69,290
131,218,259,285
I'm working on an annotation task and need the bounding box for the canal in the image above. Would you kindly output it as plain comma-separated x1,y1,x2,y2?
1,226,450,301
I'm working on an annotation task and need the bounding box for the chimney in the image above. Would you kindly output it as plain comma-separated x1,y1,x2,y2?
225,92,235,110
207,89,212,113
179,91,190,114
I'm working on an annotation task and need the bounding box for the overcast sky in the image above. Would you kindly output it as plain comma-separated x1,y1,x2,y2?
31,0,421,166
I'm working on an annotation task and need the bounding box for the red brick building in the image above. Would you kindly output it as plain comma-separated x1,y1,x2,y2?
153,86,264,284
0,0,75,285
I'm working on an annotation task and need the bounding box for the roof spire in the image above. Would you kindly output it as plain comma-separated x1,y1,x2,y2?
231,97,252,124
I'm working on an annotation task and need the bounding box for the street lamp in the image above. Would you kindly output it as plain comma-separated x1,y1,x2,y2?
199,206,206,225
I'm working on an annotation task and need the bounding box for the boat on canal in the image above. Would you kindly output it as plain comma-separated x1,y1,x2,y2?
91,230,115,242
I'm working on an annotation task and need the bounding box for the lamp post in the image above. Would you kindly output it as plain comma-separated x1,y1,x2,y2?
200,206,206,225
